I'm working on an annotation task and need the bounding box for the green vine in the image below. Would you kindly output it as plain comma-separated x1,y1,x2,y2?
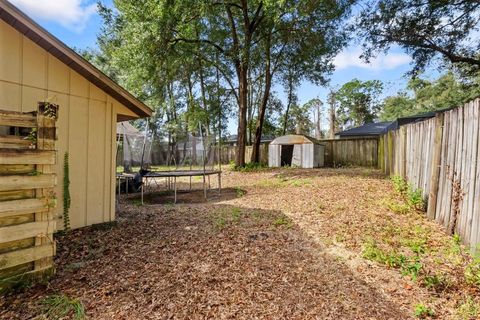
63,152,71,231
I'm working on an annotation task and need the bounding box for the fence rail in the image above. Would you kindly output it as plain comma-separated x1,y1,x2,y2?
0,103,58,293
380,98,480,250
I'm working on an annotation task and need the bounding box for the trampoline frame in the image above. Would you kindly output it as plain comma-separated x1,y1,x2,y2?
141,170,222,204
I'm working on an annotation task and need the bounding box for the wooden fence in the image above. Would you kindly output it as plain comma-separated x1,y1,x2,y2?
380,98,480,249
321,138,378,167
219,144,269,165
0,103,58,292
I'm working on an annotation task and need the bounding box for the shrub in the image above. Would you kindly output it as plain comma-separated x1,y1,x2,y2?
391,175,408,194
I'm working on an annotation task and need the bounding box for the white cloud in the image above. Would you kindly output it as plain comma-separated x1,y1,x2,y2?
8,0,97,32
334,46,412,71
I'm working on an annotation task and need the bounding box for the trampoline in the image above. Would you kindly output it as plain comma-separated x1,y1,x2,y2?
141,170,222,204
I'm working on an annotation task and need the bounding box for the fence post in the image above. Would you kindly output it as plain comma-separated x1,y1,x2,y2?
427,113,444,220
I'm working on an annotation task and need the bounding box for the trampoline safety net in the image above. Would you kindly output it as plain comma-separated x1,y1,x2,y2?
117,121,221,173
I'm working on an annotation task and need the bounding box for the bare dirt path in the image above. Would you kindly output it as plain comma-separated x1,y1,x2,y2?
1,168,478,319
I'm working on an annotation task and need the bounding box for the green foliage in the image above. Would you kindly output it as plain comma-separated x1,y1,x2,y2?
381,73,480,121
401,257,423,281
406,186,426,211
63,152,71,231
358,0,480,76
464,256,480,288
423,273,445,290
41,294,85,320
24,127,37,145
272,216,293,228
390,176,426,211
413,303,434,319
235,186,246,198
362,240,406,268
234,162,268,172
95,0,354,167
391,175,408,194
335,78,384,128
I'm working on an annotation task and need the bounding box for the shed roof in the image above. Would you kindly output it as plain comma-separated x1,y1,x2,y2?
0,0,152,118
270,134,321,145
336,121,396,137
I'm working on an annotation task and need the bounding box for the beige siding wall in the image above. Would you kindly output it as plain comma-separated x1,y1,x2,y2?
0,20,135,229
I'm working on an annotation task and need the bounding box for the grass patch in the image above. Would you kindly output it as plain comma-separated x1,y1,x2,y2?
456,296,480,319
413,303,434,318
40,294,85,320
235,186,246,197
272,216,293,228
132,199,144,206
464,255,480,288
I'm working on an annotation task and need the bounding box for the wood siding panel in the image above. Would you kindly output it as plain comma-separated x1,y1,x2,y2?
68,96,88,229
87,100,106,225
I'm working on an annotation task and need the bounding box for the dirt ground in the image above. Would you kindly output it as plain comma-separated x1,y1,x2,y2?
1,167,479,319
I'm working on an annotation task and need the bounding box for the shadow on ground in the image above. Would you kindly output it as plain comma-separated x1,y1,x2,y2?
1,201,409,319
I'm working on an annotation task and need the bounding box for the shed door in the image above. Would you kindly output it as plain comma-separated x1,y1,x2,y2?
280,145,294,166
292,144,302,167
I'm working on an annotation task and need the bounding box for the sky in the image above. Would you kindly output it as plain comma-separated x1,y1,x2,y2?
7,0,429,134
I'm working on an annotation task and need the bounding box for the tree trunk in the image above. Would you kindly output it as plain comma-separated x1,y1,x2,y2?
283,78,294,135
329,103,336,139
236,67,248,166
315,102,322,139
251,33,272,164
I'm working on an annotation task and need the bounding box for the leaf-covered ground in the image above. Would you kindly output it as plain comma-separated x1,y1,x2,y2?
1,167,479,319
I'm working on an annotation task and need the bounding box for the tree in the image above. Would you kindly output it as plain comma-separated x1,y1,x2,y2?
303,98,324,139
335,79,383,128
380,72,480,121
327,89,338,138
358,0,480,75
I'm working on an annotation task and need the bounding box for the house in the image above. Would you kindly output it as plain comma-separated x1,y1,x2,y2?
335,121,396,139
0,1,152,229
268,135,325,168
335,113,437,139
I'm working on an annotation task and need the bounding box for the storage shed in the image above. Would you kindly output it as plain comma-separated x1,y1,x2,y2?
268,135,325,168
0,1,152,229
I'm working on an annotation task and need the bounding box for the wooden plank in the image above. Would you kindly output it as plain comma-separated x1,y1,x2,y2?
0,135,34,149
0,149,55,165
0,198,47,218
436,110,450,225
470,99,480,251
427,114,444,219
0,110,36,128
0,213,34,228
0,221,55,243
0,174,55,192
0,189,35,201
461,101,477,244
0,238,34,255
0,244,54,271
0,164,35,175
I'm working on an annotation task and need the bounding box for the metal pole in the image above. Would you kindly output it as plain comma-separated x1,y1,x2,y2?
174,176,177,204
